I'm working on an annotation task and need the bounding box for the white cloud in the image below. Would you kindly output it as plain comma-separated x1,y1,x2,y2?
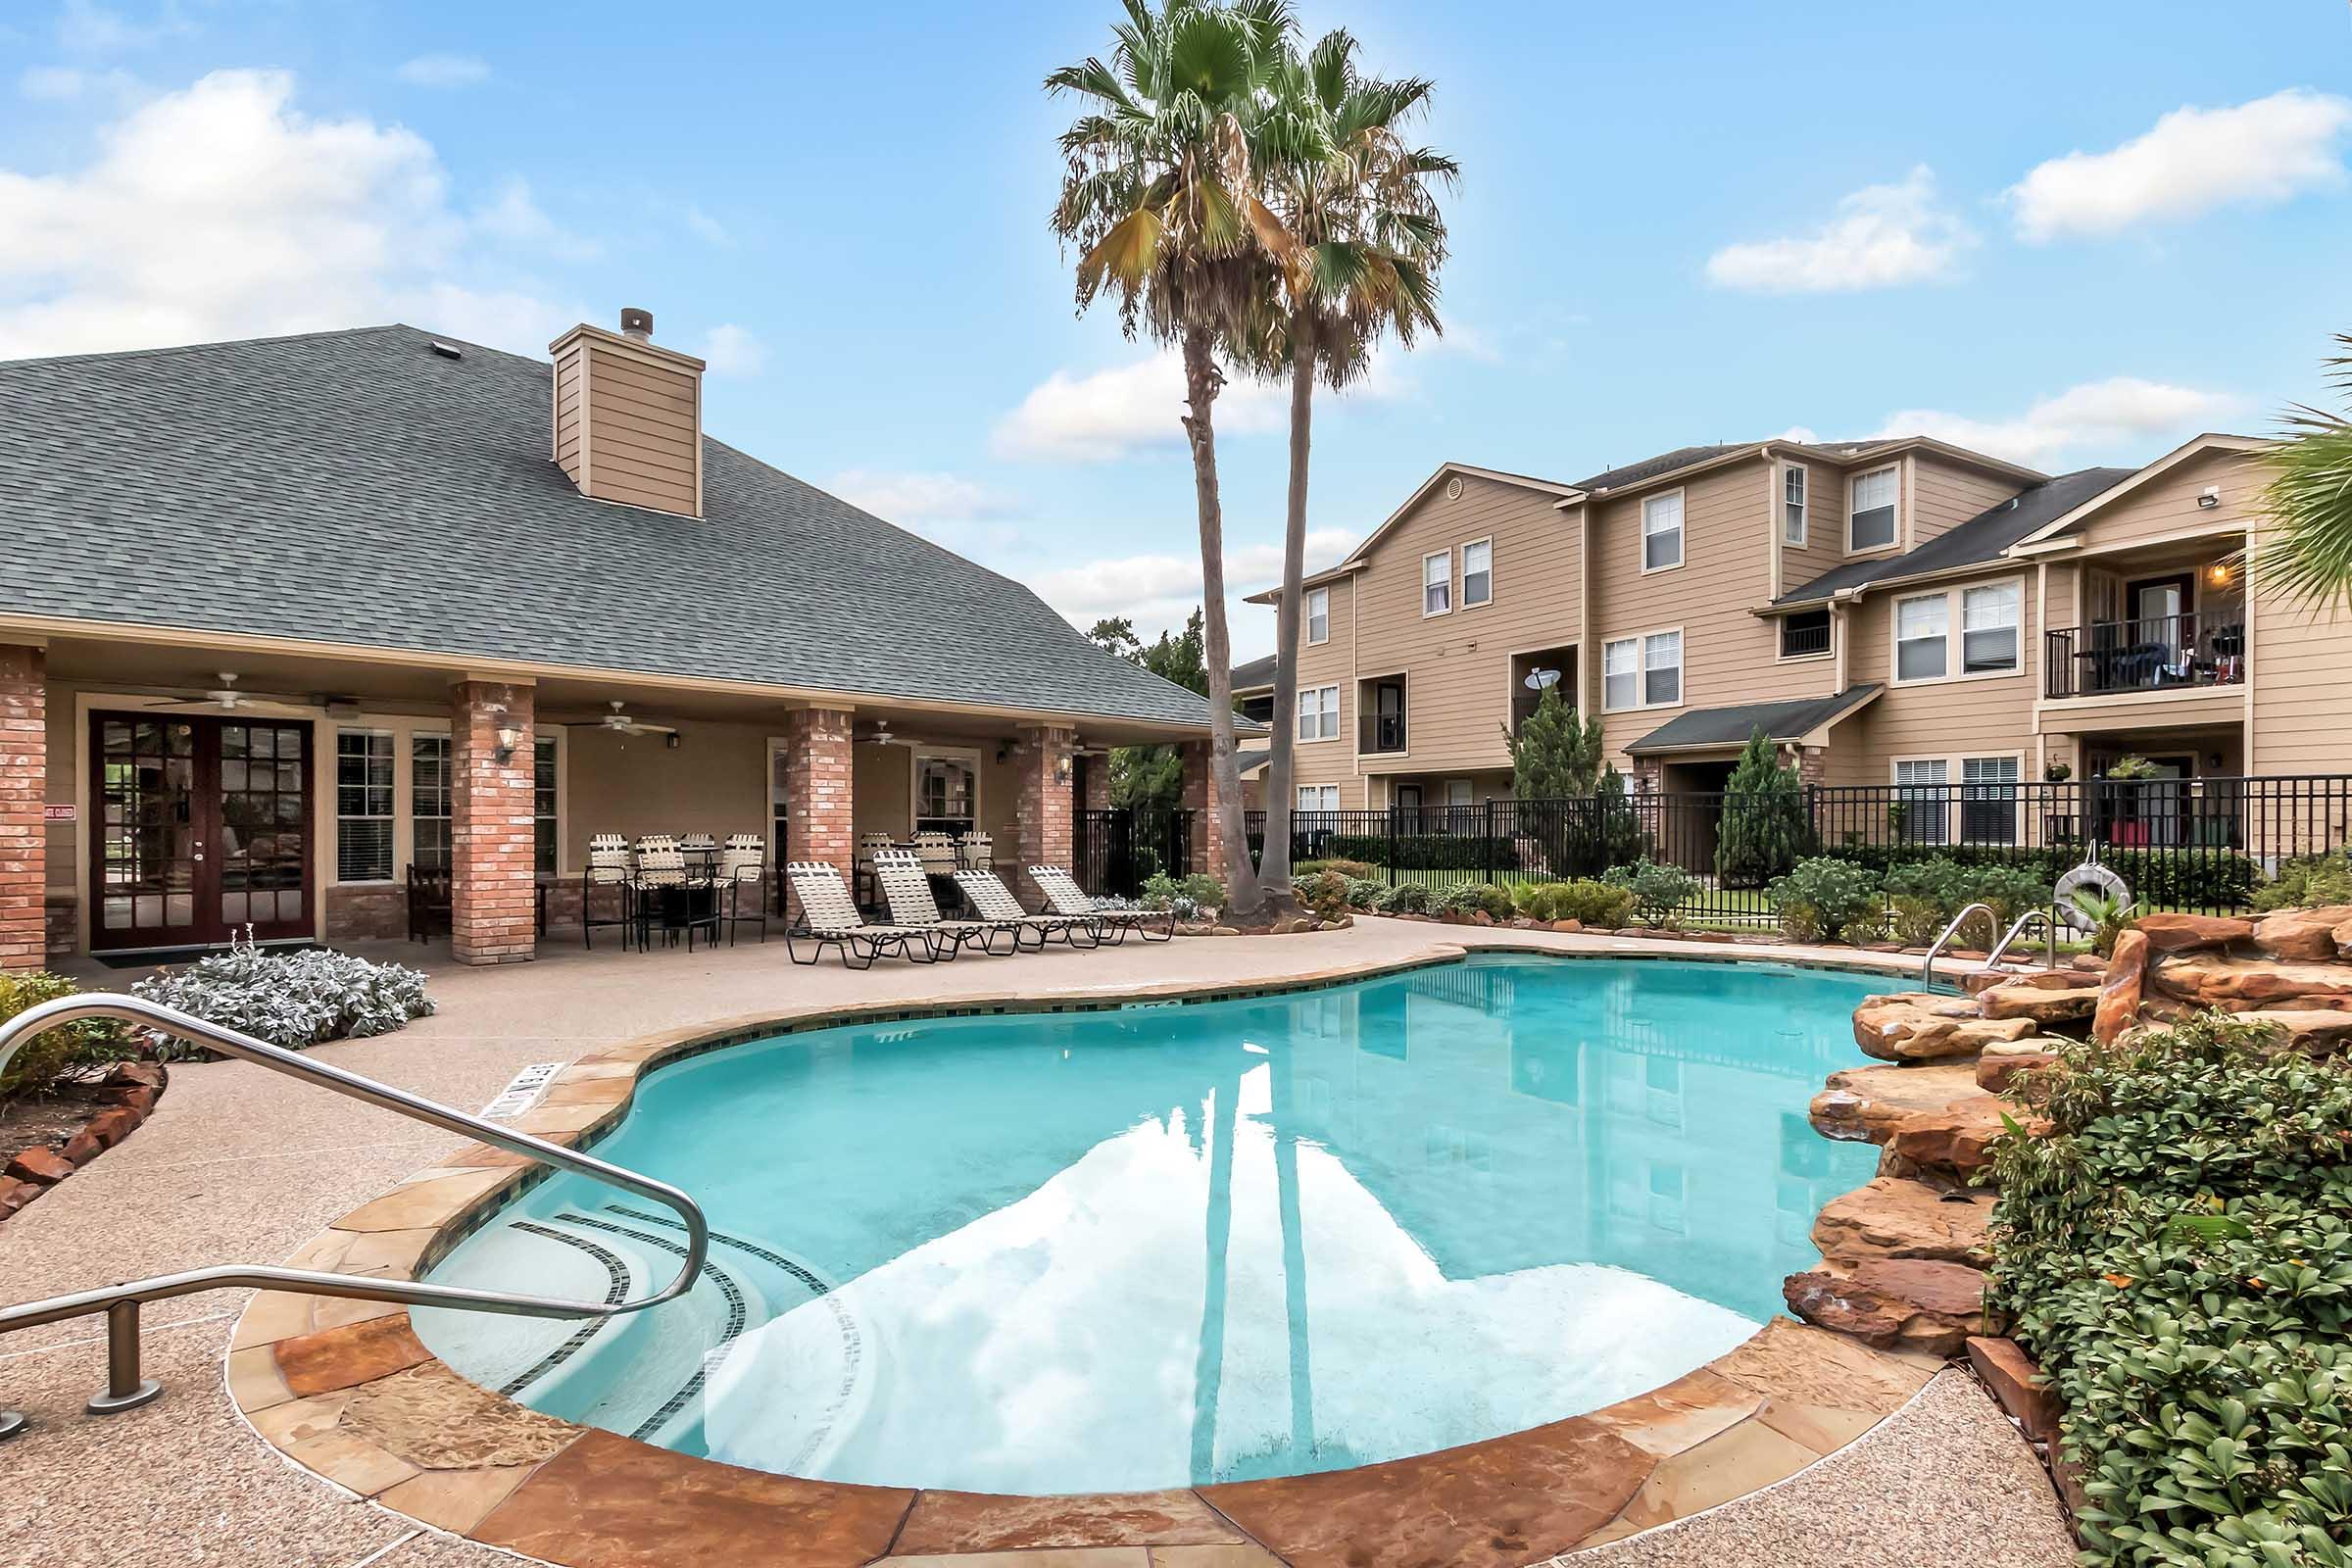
696,322,765,376
2008,88,2352,242
0,68,582,360
993,347,1408,464
828,469,1014,523
19,65,140,104
1705,166,1974,293
1875,377,2240,468
470,175,600,260
395,53,491,89
685,204,728,246
1032,527,1356,659
58,0,190,53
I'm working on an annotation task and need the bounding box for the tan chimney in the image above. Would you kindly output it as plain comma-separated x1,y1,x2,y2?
549,308,707,517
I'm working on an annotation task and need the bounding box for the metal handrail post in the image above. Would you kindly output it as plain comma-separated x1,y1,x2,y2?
1920,903,1994,988
0,993,708,1437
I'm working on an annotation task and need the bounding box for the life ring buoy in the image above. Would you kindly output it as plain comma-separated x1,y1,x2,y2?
2053,853,2132,931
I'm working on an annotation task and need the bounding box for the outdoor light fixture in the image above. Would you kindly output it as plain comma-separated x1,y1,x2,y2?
1054,753,1074,788
2197,485,2222,509
492,724,520,763
2208,562,2231,586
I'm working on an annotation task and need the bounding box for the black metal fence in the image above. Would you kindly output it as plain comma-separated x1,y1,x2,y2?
1075,807,1195,898
1242,774,2352,926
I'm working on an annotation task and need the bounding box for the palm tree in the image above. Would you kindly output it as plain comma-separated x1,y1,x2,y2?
1049,0,1295,916
1244,30,1454,895
2259,333,2352,612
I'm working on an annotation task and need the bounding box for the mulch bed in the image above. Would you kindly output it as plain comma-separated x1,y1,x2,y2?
0,1061,167,1221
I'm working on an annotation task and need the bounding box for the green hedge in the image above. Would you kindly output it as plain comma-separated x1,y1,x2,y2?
1325,833,1523,871
1819,841,2260,910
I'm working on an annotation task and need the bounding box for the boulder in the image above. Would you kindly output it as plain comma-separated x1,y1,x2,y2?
1809,1061,1984,1144
1976,1043,2061,1094
1782,1258,1986,1355
61,1130,103,1165
1887,1094,2024,1178
2147,953,2352,1010
1812,1177,1992,1267
1978,979,2103,1024
2069,953,2110,975
2092,929,2148,1046
2134,912,2254,954
84,1105,141,1147
0,1177,39,1217
1549,919,1583,934
1964,967,2083,997
102,1060,166,1091
2252,905,2352,962
1966,1336,2059,1443
5,1147,74,1185
1853,993,2036,1062
103,1084,158,1114
2232,1009,2352,1056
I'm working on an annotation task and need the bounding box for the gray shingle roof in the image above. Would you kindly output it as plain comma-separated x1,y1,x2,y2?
1625,684,1883,755
0,324,1234,730
1574,443,1754,492
1230,653,1277,691
1775,466,2135,607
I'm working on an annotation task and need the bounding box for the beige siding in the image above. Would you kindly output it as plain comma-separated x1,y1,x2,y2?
578,340,699,514
2072,449,2262,552
1911,456,2026,548
1775,455,1850,595
1285,571,1364,803
1821,566,2039,786
2040,689,2245,737
2252,594,2352,772
553,344,586,484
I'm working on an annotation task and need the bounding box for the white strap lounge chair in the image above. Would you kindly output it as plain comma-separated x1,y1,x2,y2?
872,850,1018,957
784,861,937,969
950,869,1099,951
1029,865,1175,944
716,833,768,946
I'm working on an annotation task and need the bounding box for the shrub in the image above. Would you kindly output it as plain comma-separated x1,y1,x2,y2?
1715,731,1807,889
1505,683,1604,799
1140,872,1185,912
1296,858,1377,882
0,972,130,1102
1325,834,1521,872
1438,881,1514,920
128,933,433,1054
2253,851,2352,912
1602,858,1696,928
1178,873,1226,910
1548,878,1635,927
1341,876,1386,911
1769,858,1884,946
1297,870,1350,924
1965,863,2051,936
1376,882,1431,915
1510,881,1560,921
1986,1013,2352,1566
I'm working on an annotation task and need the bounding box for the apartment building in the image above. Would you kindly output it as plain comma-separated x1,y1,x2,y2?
1247,430,2330,823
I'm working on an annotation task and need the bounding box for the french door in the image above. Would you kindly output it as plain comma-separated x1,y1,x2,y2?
91,713,315,951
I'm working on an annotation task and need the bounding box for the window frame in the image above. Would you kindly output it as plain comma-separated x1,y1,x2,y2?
1783,464,1808,547
1889,575,2025,687
1890,756,1952,846
1297,783,1341,812
1848,465,1900,554
334,727,396,885
1778,607,1833,662
1893,591,1949,684
1958,753,2025,846
1960,579,2023,676
1305,585,1330,646
410,731,453,873
1460,537,1494,608
1602,627,1685,712
1298,683,1341,744
1640,488,1685,574
1421,549,1452,617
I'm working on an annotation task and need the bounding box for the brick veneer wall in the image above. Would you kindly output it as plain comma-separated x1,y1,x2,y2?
784,707,855,915
1181,740,1231,884
450,681,537,965
324,884,408,944
1079,753,1110,813
1011,723,1077,906
0,646,44,971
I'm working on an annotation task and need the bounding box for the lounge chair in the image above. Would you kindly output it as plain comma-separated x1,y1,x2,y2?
1029,865,1175,944
873,850,1019,957
783,861,937,968
951,869,1099,951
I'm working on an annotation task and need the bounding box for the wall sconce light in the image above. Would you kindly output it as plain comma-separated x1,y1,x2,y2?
1053,753,1074,789
666,732,681,751
2208,562,2231,586
2197,485,2221,510
492,724,520,764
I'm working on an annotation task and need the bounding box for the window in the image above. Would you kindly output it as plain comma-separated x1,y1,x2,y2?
1850,466,1898,551
1641,491,1684,571
1602,638,1638,710
1298,784,1340,812
1783,465,1808,546
1298,684,1340,742
1422,551,1451,614
1781,609,1832,660
1306,586,1330,645
1446,779,1474,807
1895,593,1948,681
1961,756,2021,845
1461,540,1493,607
412,734,451,871
1893,759,1948,845
914,752,979,833
1961,581,2021,673
335,730,394,882
534,736,560,873
1642,630,1683,706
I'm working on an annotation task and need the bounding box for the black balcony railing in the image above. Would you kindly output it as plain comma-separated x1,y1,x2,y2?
2045,612,2247,699
1359,711,1407,754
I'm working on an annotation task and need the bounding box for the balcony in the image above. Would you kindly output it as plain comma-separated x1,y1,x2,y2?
2044,612,2246,700
1359,710,1407,754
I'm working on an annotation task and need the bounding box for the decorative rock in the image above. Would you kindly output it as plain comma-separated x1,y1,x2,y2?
1809,1061,1984,1144
2133,912,2254,954
6,1147,74,1185
1978,979,2102,1024
2252,905,2352,962
1852,993,2036,1062
85,1105,141,1147
2232,1009,2352,1056
1886,1095,2023,1177
2092,929,2148,1046
1550,919,1583,934
1966,1336,2059,1444
104,1084,159,1114
1976,1045,2059,1095
1782,1258,1986,1355
1208,925,1241,937
2069,953,2110,975
1963,968,2082,997
1812,1177,1991,1267
61,1130,103,1165
0,1177,41,1216
2147,953,2352,1010
103,1060,166,1091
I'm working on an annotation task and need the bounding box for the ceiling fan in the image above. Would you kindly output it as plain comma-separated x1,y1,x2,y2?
568,699,677,738
151,671,267,710
856,718,898,746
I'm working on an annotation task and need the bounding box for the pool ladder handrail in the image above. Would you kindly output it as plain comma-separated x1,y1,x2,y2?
1982,907,2061,976
0,992,708,1443
1919,903,1994,988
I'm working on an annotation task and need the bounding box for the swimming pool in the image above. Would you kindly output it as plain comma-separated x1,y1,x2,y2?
416,954,1884,1495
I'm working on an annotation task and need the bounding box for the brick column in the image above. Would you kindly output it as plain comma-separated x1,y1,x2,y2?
450,680,537,965
783,706,855,908
1011,723,1077,906
1792,745,1828,787
1180,740,1229,881
0,646,44,972
1079,751,1110,814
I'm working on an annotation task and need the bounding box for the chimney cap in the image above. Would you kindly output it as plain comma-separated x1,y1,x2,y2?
619,307,654,340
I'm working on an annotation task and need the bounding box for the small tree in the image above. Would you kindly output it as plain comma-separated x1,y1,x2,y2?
1593,765,1646,866
1715,729,1805,889
1505,685,1603,799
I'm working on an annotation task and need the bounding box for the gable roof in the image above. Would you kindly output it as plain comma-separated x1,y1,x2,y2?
2005,432,2269,552
1625,685,1883,756
1573,443,1755,493
1774,466,2137,607
1230,653,1277,693
0,324,1233,731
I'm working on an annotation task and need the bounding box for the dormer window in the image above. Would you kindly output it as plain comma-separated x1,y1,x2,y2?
1849,466,1898,552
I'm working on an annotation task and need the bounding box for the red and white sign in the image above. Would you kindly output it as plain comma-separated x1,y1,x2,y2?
42,804,74,821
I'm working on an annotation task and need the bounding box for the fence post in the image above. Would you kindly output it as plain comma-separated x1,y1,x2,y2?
1484,799,1498,885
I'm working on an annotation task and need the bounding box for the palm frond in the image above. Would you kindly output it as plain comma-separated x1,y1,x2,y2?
2258,370,2352,612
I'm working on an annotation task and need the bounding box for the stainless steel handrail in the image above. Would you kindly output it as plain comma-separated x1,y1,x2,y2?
0,993,707,1440
1983,908,2059,974
1920,903,1993,988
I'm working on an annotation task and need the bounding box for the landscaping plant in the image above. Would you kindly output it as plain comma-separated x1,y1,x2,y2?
2254,852,2352,913
1602,858,1695,928
1986,1012,2352,1567
1714,729,1806,889
2066,885,2137,958
1375,881,1431,915
1438,881,1513,920
128,932,432,1054
0,972,130,1102
1769,857,1884,945
1504,683,1604,800
1341,875,1386,911
1297,869,1350,923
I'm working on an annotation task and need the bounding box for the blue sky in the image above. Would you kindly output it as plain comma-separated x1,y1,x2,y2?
1,1,2347,659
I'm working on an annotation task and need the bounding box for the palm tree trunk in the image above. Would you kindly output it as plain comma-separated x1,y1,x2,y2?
1260,307,1316,897
1180,324,1262,915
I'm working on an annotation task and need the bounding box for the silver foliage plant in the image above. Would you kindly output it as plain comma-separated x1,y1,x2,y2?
129,929,434,1056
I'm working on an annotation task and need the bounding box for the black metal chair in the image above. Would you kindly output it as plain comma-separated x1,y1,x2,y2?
406,864,452,944
582,835,634,951
716,834,769,946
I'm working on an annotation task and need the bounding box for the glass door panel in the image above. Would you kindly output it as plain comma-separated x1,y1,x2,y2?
97,716,199,942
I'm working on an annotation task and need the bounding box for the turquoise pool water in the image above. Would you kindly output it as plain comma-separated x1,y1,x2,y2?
416,955,1883,1494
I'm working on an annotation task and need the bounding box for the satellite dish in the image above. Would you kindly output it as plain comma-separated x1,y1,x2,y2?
1523,668,1562,691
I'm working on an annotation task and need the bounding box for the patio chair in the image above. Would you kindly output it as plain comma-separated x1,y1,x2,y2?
582,834,634,951
1029,864,1175,944
871,849,1019,957
856,831,897,907
632,839,719,952
911,831,959,876
715,833,769,945
783,861,938,968
957,832,994,871
406,863,452,944
951,869,1100,951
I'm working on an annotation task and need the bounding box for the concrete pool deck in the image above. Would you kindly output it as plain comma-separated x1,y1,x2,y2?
2,920,2074,1568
